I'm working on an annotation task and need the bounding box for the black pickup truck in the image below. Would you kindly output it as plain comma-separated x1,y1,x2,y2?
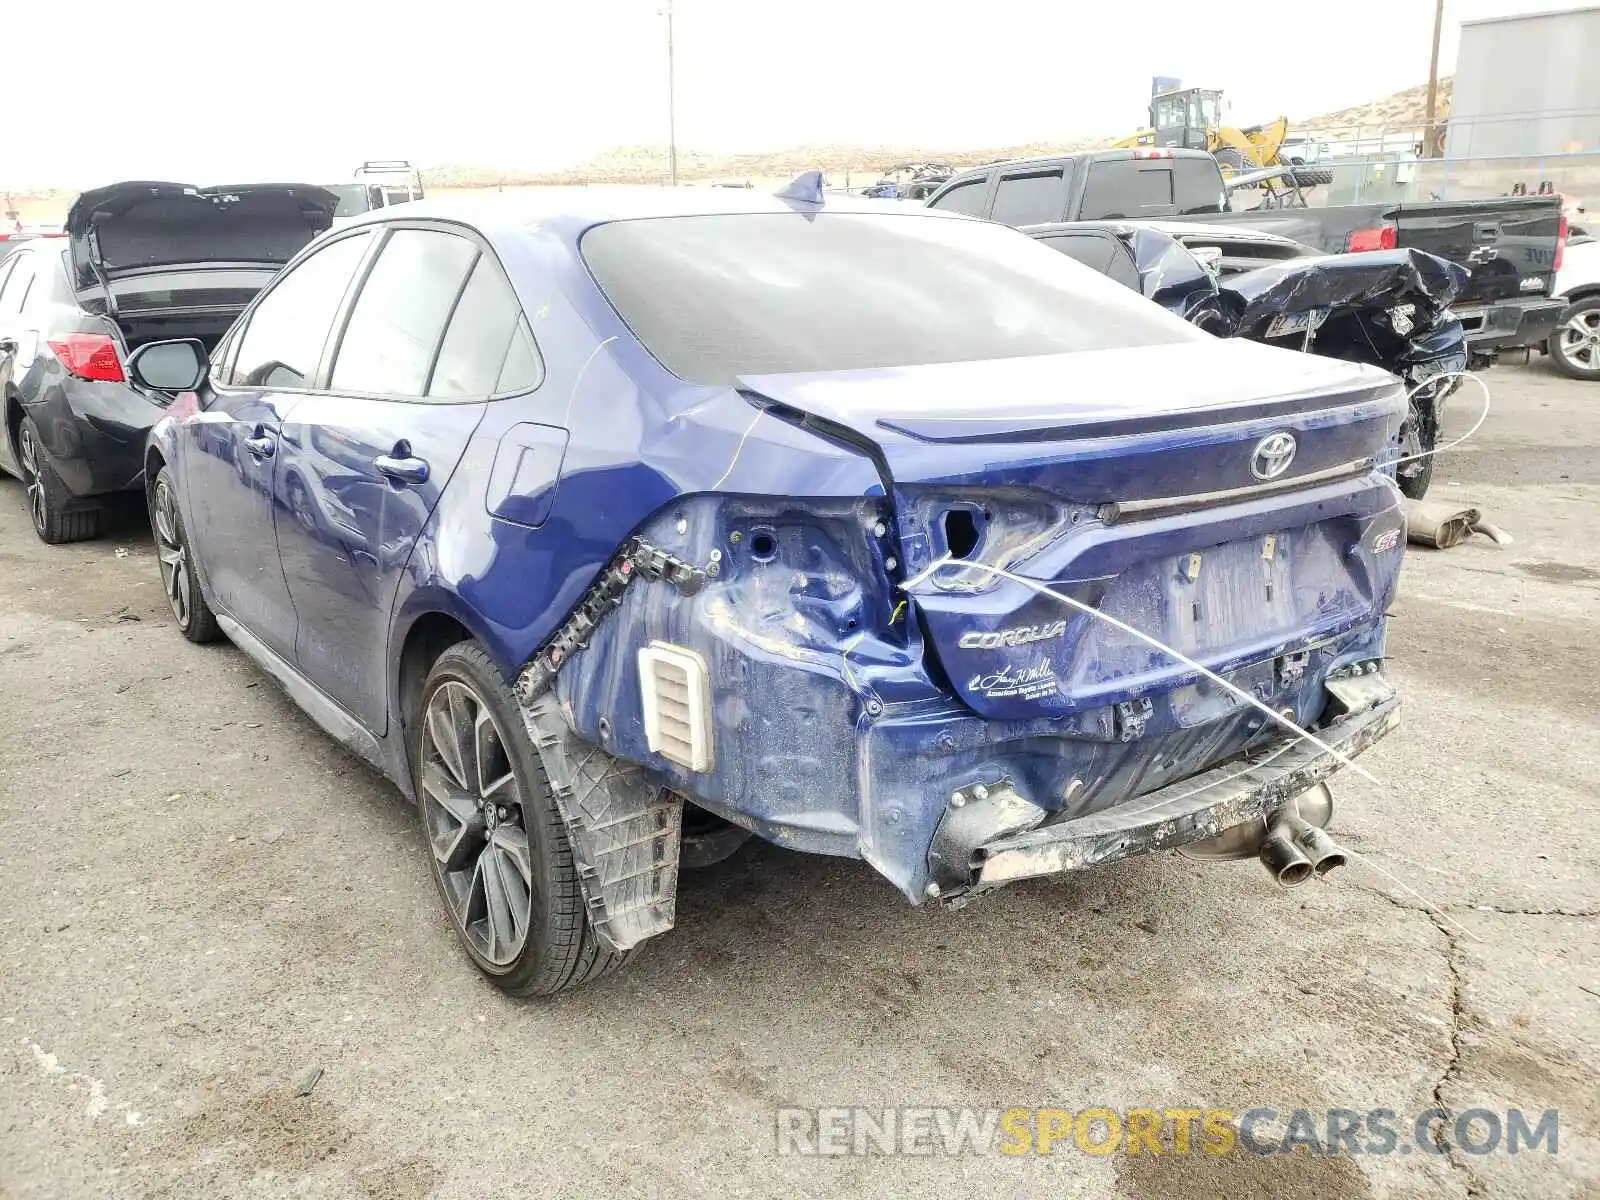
925,148,1567,362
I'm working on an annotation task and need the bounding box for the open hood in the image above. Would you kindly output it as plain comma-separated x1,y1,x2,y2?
65,181,338,291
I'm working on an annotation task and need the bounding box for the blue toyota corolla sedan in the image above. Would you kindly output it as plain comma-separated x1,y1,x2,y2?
132,181,1408,995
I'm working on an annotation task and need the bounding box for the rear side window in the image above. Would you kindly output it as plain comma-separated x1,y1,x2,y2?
23,251,67,312
0,258,35,317
1173,158,1227,216
229,232,372,389
927,178,991,217
990,169,1066,226
584,213,1197,386
1080,163,1174,219
496,323,543,394
1042,233,1114,271
428,255,540,399
331,229,478,397
1039,232,1140,289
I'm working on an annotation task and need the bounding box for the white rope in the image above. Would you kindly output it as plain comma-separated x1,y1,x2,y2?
1392,370,1491,467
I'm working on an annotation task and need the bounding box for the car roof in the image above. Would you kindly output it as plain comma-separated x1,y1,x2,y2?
1022,219,1302,246
941,146,1216,182
333,184,971,239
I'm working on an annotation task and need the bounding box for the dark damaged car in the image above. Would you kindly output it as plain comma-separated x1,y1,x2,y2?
0,182,334,542
132,184,1408,995
1027,220,1472,498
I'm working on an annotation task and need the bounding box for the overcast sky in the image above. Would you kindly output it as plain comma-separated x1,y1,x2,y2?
6,0,1586,188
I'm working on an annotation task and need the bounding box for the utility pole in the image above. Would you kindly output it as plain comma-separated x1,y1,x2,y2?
1423,0,1445,158
666,0,679,186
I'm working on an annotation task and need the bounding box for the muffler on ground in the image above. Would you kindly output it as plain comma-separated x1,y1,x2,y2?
1179,783,1348,887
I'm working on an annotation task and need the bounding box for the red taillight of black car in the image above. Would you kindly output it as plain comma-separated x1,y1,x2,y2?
47,334,125,383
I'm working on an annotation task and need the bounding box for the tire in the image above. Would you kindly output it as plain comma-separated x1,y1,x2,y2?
1396,398,1437,501
1286,169,1333,187
1547,296,1600,381
17,416,99,544
149,466,221,643
415,641,632,996
1284,157,1334,187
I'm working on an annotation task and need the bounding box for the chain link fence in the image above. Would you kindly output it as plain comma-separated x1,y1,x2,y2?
1260,108,1600,211
1237,153,1600,211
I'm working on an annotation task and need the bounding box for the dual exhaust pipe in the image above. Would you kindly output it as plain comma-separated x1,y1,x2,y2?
1258,783,1348,887
1180,782,1348,887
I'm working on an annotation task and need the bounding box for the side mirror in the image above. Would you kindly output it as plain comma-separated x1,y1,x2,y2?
128,339,207,393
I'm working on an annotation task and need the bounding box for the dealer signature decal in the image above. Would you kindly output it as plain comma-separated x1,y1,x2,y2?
969,659,1059,702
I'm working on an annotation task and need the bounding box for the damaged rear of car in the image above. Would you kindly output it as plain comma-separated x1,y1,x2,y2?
543,206,1406,955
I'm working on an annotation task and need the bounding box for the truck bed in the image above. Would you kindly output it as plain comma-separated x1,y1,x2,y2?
1179,195,1564,307
923,149,1565,358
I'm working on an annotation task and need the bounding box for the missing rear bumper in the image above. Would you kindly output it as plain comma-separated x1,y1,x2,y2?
929,682,1399,896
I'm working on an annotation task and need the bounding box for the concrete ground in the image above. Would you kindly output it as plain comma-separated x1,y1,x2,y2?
0,362,1595,1199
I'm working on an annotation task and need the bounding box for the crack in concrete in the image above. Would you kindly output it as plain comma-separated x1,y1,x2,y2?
1332,877,1562,1199
1455,904,1599,919
1424,910,1486,1199
1339,875,1598,923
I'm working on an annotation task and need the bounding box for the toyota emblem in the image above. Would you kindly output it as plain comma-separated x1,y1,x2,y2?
1251,432,1297,480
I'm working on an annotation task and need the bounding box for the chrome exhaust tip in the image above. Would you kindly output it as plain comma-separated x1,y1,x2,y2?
1260,826,1315,887
1289,819,1348,876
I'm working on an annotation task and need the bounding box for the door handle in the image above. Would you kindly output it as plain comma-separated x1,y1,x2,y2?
374,451,430,486
244,434,276,459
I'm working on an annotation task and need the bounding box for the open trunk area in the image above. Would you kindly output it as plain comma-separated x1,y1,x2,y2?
117,311,239,355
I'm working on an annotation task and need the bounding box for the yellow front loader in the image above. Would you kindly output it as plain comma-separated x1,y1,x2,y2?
1114,87,1332,186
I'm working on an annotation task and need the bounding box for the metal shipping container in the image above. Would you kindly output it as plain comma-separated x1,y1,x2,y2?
1447,5,1600,159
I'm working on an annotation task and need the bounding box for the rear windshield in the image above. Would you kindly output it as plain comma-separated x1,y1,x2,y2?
327,184,371,217
582,213,1198,385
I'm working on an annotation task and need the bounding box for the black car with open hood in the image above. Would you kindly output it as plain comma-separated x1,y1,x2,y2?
0,181,336,544
65,181,337,337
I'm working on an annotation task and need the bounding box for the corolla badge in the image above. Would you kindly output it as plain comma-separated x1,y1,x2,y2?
1250,432,1298,481
958,620,1067,650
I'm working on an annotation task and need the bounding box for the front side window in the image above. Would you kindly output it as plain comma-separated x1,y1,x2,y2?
209,325,239,384
330,229,478,397
584,212,1199,387
927,178,990,217
230,232,372,389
